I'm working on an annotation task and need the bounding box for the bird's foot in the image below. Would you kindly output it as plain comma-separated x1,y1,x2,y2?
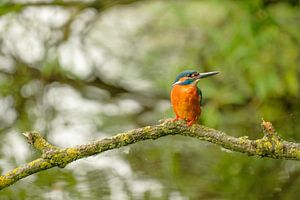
171,115,180,122
186,120,197,127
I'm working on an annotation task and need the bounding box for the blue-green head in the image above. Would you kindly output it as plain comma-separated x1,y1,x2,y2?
173,70,219,86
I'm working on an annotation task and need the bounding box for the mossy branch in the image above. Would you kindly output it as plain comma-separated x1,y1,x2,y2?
1,119,300,190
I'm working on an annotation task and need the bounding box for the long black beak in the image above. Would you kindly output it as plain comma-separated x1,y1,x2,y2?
198,71,219,79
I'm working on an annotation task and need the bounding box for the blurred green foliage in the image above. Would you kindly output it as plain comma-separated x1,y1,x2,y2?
0,0,299,199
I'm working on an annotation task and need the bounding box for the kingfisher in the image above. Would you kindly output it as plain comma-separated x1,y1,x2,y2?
171,70,219,126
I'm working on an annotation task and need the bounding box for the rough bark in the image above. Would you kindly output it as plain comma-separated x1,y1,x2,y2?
0,119,299,190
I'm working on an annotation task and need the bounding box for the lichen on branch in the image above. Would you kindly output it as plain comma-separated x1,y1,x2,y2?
0,119,300,190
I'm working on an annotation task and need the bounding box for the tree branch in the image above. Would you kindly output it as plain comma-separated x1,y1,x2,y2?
0,0,145,16
1,119,300,190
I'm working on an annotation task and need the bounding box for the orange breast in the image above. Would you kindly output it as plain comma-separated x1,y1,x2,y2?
170,84,201,121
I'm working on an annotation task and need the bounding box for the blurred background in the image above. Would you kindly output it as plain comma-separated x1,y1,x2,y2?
0,0,299,199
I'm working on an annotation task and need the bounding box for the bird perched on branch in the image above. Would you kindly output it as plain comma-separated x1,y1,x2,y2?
171,70,219,126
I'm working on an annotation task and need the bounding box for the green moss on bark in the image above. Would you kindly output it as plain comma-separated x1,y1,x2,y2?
1,120,300,190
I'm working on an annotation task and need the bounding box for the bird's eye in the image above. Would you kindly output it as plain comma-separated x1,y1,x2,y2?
191,73,199,77
187,74,192,77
